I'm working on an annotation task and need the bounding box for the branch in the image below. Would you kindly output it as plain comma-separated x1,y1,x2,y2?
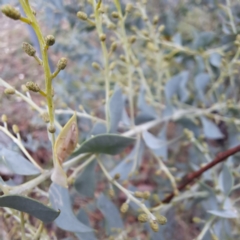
161,144,240,204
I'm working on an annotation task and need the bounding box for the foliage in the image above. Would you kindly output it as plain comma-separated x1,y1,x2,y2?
0,0,240,239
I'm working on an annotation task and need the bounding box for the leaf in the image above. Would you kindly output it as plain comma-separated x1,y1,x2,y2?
209,53,221,68
89,122,107,136
54,112,78,164
142,131,163,149
208,209,238,219
109,87,123,133
194,73,210,102
219,164,233,196
200,183,218,211
97,193,124,234
74,160,96,198
200,117,224,139
76,209,97,240
0,148,40,176
52,113,78,188
74,134,135,155
49,183,93,233
0,195,60,223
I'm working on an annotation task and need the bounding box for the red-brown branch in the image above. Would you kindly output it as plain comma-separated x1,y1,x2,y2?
161,144,240,204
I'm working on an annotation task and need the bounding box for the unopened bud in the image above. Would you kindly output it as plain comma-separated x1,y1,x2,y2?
92,62,101,70
114,173,120,180
1,5,21,20
108,189,115,198
120,202,129,213
125,3,133,13
109,62,116,70
107,23,116,30
1,114,8,123
48,125,56,133
119,55,126,62
21,84,28,92
100,33,106,42
155,215,167,225
134,191,143,198
25,82,40,92
129,35,136,44
143,191,150,200
12,124,19,134
41,112,50,123
111,11,119,19
158,25,165,32
57,57,67,70
150,220,159,232
192,217,202,223
22,42,36,57
110,42,118,52
77,11,88,21
4,88,15,95
153,16,159,25
45,35,55,46
138,213,148,223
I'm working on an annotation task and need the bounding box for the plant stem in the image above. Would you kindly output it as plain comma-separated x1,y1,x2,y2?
20,212,26,240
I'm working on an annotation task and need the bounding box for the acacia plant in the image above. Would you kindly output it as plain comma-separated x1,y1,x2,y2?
0,0,240,239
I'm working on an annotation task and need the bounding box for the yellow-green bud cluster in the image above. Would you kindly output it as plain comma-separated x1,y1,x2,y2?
45,35,55,46
25,82,40,92
120,202,129,213
1,5,21,20
184,128,194,140
92,62,101,70
41,112,50,123
110,42,118,52
125,3,133,13
111,11,119,19
57,57,68,70
134,191,150,200
113,173,120,180
22,42,36,57
138,213,148,223
150,220,159,232
77,11,88,21
100,33,106,42
4,88,15,95
108,188,115,198
155,214,167,225
129,36,136,44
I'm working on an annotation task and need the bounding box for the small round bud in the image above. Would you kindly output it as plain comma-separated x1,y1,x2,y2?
119,55,126,62
92,62,101,70
25,82,40,92
142,191,150,200
129,35,136,44
12,124,19,134
192,217,202,223
77,11,88,21
1,114,8,123
41,112,50,123
111,11,119,19
109,62,116,70
57,57,67,70
114,173,120,180
211,234,219,240
153,16,159,25
158,25,165,32
108,189,115,198
48,125,56,133
142,30,149,37
1,5,21,20
107,23,116,30
22,42,36,57
138,213,148,223
155,215,167,225
120,202,129,213
150,220,159,232
21,84,28,92
125,3,133,13
45,35,55,46
4,88,15,95
100,33,106,42
98,6,105,14
134,191,143,198
110,42,118,52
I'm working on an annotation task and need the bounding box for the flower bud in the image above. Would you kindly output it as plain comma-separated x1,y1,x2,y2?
107,23,116,30
4,88,15,95
21,84,28,92
125,3,133,13
92,62,101,70
134,191,143,198
114,173,120,180
45,35,55,46
138,213,148,223
1,114,8,123
110,42,118,52
129,35,136,44
41,112,50,123
150,220,159,232
48,125,56,133
1,5,21,20
25,82,40,92
120,202,129,213
153,16,159,25
77,11,88,21
109,62,116,70
12,124,19,134
22,42,36,57
57,57,67,70
100,33,106,42
142,191,150,200
108,189,115,198
158,25,165,32
111,11,119,19
155,214,167,225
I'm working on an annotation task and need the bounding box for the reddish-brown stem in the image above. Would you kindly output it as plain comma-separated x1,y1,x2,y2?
162,144,240,204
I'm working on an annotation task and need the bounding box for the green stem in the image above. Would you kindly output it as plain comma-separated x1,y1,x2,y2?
20,212,26,240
